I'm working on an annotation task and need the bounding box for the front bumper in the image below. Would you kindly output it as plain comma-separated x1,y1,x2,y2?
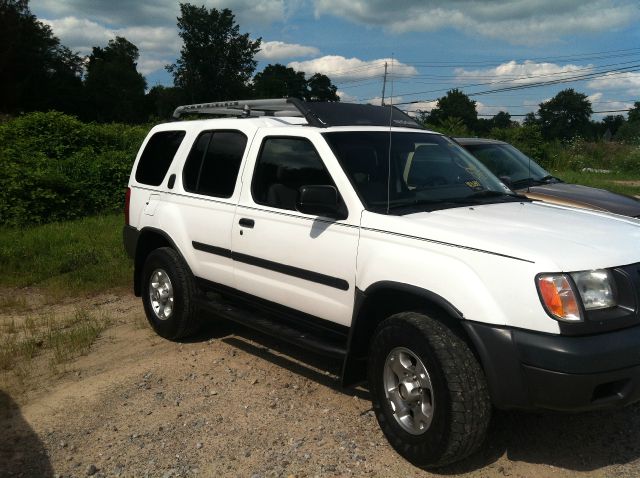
463,321,640,411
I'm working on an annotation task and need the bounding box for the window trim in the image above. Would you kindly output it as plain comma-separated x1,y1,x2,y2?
181,129,248,199
250,135,343,213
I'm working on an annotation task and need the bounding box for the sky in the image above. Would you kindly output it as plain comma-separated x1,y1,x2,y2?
31,0,640,120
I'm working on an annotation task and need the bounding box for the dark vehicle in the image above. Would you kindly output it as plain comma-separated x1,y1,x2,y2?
455,137,640,218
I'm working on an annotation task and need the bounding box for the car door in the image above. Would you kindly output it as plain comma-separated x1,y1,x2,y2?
231,130,362,326
174,126,252,288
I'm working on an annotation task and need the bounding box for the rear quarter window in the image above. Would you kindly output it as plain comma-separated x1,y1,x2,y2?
135,130,186,186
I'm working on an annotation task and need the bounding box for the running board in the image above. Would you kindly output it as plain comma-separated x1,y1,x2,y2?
195,297,348,359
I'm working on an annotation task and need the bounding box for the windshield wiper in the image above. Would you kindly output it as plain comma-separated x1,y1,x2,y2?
385,198,449,210
537,174,563,183
449,190,522,204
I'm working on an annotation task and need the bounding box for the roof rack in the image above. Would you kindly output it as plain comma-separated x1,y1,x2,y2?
172,98,423,129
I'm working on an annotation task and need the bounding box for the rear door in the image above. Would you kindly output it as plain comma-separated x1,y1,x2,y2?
231,130,362,326
172,127,252,288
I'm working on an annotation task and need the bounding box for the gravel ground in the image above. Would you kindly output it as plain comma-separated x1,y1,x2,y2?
2,293,640,478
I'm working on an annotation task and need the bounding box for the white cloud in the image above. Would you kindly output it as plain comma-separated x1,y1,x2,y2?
454,60,588,86
587,72,640,96
256,41,319,61
42,16,179,75
33,0,299,27
313,0,639,44
41,17,112,55
336,90,358,103
288,56,417,80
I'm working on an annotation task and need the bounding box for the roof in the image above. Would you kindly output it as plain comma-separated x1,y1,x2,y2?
172,98,424,129
453,137,508,146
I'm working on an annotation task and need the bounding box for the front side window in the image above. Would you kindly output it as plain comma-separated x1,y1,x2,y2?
252,137,335,211
135,130,186,186
323,131,519,214
182,130,247,198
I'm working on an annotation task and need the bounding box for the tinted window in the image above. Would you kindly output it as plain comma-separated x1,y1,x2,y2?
464,143,549,185
252,137,334,211
135,131,186,186
182,131,247,198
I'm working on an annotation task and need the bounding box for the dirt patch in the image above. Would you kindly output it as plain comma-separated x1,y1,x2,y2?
2,293,640,477
610,180,640,187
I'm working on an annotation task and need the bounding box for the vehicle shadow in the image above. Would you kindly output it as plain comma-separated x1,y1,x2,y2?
437,403,640,474
0,390,53,478
192,316,370,400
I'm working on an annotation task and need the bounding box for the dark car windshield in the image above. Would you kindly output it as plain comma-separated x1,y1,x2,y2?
323,131,518,214
462,143,552,187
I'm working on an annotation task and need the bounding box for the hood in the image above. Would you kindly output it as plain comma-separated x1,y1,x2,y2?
521,183,640,218
363,201,640,271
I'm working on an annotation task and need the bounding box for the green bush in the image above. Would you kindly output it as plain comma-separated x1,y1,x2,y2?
0,111,149,226
487,124,546,165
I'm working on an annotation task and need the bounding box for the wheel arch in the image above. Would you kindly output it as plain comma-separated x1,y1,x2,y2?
341,281,471,387
133,227,192,296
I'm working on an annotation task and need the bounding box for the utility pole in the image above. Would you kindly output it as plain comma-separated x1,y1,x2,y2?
381,62,388,106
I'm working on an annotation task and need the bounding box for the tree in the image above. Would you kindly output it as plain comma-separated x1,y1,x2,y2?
84,37,147,123
168,4,261,103
252,64,307,99
523,112,538,127
146,85,187,120
426,89,477,131
628,101,640,123
492,111,513,129
601,115,625,138
537,88,592,140
305,73,339,102
0,0,84,114
252,64,340,102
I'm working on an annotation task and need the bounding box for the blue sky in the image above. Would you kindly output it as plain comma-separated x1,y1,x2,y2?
31,0,640,119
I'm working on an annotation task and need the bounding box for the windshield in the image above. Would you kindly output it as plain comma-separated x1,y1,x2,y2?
323,131,518,214
463,143,551,187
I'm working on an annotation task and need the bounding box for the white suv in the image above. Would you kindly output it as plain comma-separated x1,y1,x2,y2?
124,99,640,468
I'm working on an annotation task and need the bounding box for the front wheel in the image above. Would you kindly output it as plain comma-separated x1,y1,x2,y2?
368,312,491,468
141,247,200,340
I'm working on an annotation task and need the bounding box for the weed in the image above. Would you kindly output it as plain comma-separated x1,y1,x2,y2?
0,308,111,375
0,214,132,297
0,295,28,311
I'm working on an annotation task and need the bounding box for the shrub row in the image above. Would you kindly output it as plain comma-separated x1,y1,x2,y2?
0,112,149,227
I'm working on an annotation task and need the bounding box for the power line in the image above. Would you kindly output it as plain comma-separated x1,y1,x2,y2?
474,108,633,117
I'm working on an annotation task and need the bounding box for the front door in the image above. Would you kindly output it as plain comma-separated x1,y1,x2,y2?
231,132,361,326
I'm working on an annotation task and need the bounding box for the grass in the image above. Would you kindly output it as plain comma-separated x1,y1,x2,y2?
553,170,640,197
0,308,110,372
0,213,132,297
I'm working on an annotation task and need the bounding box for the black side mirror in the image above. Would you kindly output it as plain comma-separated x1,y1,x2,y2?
296,185,343,219
498,175,513,188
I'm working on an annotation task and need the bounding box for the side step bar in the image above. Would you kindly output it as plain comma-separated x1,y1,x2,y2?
195,297,348,359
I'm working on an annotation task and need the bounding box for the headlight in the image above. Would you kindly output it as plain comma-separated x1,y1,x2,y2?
570,269,616,310
537,274,581,322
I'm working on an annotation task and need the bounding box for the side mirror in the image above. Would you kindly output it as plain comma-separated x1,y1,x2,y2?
499,175,513,188
296,185,343,219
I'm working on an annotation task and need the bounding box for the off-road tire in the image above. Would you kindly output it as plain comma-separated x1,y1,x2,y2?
141,247,200,340
368,312,491,468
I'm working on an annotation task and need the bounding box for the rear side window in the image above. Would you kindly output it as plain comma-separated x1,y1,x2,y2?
182,130,247,198
135,131,186,186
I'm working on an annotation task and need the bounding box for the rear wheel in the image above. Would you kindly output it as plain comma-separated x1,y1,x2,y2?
368,312,490,468
141,247,200,340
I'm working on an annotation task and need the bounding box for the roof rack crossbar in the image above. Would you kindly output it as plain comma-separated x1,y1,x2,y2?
173,98,306,119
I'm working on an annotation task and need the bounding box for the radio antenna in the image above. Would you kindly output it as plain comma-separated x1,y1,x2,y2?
386,55,395,215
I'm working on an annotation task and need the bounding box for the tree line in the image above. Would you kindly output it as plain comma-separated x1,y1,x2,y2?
418,88,640,142
0,1,339,124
